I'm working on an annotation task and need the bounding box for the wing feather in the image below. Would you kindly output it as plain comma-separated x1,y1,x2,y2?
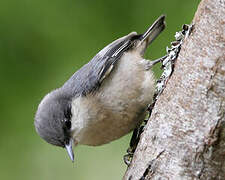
62,32,139,97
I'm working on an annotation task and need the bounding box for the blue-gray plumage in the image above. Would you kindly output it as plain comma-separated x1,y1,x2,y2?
35,15,166,162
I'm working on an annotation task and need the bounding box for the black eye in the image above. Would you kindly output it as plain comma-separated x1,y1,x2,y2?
64,106,72,119
65,120,71,129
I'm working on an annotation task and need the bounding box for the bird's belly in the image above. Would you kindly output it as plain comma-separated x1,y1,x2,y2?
79,105,147,146
71,52,155,146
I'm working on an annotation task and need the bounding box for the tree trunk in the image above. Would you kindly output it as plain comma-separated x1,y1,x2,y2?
123,0,225,179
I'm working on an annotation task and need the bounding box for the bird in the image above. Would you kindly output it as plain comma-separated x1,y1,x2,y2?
34,15,166,162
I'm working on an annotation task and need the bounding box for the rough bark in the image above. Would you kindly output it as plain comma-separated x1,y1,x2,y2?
123,0,225,179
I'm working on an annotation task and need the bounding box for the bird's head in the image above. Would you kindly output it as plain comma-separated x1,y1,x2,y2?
34,89,75,162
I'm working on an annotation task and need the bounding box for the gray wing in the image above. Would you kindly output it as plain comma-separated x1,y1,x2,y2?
62,32,140,97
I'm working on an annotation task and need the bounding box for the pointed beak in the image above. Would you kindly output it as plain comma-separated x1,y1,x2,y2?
65,139,74,162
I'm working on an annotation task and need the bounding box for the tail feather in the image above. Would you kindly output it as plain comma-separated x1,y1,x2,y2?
140,15,166,45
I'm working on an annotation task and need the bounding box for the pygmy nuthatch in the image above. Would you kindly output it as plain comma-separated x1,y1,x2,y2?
34,15,166,162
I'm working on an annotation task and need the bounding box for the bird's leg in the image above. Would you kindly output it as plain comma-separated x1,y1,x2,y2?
123,121,146,166
124,55,167,165
123,127,139,166
124,55,167,166
145,55,168,70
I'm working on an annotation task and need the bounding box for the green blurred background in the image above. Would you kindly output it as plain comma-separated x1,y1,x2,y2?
0,0,201,179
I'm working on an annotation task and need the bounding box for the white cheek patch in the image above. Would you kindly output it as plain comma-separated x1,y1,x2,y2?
70,95,98,143
70,97,86,141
